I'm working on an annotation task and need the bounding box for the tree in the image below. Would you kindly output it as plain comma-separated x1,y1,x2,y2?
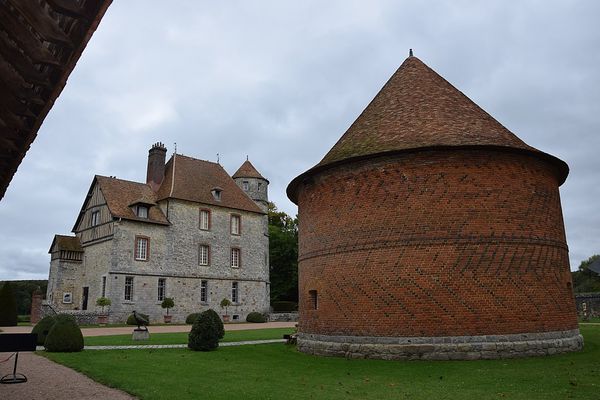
220,298,232,316
0,281,18,326
161,297,175,315
96,297,111,314
572,255,600,293
268,202,298,302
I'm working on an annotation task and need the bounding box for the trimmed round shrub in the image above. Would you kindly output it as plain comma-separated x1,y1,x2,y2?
188,310,221,351
32,315,57,345
204,309,224,339
44,314,84,352
186,312,202,325
127,312,150,326
246,312,267,323
271,301,298,312
0,282,18,326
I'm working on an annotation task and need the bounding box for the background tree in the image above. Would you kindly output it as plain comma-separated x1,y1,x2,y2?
268,202,298,303
0,281,18,326
572,254,600,293
0,280,47,315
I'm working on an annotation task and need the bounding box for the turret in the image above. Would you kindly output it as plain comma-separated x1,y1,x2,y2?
233,159,269,211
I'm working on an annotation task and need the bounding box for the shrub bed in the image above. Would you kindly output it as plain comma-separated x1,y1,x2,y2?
186,312,202,325
271,301,298,312
246,312,267,323
32,315,57,345
45,314,84,352
188,310,222,351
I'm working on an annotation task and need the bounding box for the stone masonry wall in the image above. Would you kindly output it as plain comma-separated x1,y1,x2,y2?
296,149,578,340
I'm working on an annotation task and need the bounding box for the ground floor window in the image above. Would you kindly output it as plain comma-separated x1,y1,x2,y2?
101,276,107,297
232,281,239,303
158,278,166,301
309,290,318,310
200,280,208,303
124,276,134,300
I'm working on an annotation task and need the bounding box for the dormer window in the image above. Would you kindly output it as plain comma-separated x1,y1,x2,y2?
136,205,149,219
211,188,222,201
243,181,249,191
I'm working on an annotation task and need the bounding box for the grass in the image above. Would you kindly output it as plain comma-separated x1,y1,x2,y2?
42,326,600,400
84,327,293,346
579,317,600,323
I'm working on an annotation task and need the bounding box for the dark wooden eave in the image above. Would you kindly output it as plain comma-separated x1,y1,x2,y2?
0,0,112,200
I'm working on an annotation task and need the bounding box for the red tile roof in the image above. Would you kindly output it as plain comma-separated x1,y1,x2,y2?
233,160,267,181
288,55,568,203
95,176,169,225
157,155,264,214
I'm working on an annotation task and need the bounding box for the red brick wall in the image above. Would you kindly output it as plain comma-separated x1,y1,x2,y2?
296,149,577,337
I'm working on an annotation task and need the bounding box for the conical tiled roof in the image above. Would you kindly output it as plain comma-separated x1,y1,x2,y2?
233,160,267,181
288,55,568,203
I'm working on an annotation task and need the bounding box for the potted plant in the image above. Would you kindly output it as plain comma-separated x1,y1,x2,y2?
220,298,232,322
95,297,111,325
161,297,175,323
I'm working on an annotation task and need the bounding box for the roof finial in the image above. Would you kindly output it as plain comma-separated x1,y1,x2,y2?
217,153,220,164
174,142,177,154
246,155,249,161
409,48,413,57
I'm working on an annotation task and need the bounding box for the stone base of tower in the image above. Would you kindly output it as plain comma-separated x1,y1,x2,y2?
297,329,583,360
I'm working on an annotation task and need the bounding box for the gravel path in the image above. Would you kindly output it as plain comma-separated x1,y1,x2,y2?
0,352,136,400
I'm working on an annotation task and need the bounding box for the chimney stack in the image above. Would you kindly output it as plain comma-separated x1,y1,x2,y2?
146,142,167,191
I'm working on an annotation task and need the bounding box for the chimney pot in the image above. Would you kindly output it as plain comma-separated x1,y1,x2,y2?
147,143,167,191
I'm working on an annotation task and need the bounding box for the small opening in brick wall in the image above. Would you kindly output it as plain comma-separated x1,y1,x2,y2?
309,290,318,310
567,281,572,290
232,314,240,321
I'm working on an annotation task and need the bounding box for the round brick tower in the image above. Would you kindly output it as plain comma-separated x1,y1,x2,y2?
287,54,582,360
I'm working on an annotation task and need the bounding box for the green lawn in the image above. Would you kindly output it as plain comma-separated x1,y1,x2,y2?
43,326,600,400
84,327,293,346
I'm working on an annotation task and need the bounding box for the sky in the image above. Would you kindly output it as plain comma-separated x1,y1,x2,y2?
0,0,598,280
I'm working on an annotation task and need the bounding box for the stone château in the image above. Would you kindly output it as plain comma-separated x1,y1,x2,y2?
287,54,582,360
47,143,270,323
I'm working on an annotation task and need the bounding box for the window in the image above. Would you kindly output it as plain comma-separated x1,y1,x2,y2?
199,209,210,230
232,282,239,303
158,278,166,301
232,314,240,321
309,290,318,310
230,214,241,235
91,210,100,226
101,276,106,297
136,205,149,218
199,244,210,266
200,280,208,303
62,292,72,304
135,236,149,261
243,181,249,191
231,248,240,268
211,188,222,201
124,276,134,301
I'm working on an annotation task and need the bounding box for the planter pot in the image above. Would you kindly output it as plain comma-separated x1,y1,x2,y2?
222,315,230,322
97,314,109,325
164,315,173,323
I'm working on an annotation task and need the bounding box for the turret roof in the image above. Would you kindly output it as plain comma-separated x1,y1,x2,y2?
232,160,267,182
288,54,568,203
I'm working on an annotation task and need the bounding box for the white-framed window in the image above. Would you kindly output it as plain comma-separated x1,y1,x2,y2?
243,181,249,191
135,236,149,261
231,248,240,268
231,281,239,303
124,276,134,301
101,276,107,297
200,280,208,303
230,215,241,235
199,209,210,230
136,205,149,218
62,292,72,304
199,244,210,266
158,278,166,301
91,210,100,226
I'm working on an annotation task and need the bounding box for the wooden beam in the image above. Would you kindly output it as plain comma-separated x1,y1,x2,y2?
47,0,90,19
0,5,60,65
0,35,51,86
7,0,72,45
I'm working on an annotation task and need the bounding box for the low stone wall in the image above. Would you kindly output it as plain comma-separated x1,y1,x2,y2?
269,312,298,322
40,303,102,325
298,329,583,360
575,293,600,318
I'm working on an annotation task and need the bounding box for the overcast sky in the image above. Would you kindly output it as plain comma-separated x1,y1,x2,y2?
0,0,598,280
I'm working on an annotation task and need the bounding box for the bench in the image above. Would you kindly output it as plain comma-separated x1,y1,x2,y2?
0,333,38,384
